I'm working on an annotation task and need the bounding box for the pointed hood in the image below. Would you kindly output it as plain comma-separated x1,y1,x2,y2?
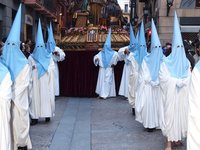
36,19,44,45
128,24,136,51
101,28,115,68
2,4,28,81
128,23,139,63
138,20,147,65
7,5,21,43
164,11,189,78
47,22,56,53
136,30,139,43
144,19,163,81
0,61,9,83
32,19,51,78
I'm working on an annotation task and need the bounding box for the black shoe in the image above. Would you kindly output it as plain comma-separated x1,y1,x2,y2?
147,128,155,132
18,146,27,150
30,119,38,126
132,108,135,116
45,117,50,122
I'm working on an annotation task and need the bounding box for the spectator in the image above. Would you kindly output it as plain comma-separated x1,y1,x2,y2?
23,43,31,59
163,42,172,57
192,29,200,47
193,42,200,64
183,40,195,70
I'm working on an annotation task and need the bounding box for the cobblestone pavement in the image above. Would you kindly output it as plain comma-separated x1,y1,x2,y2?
30,97,186,150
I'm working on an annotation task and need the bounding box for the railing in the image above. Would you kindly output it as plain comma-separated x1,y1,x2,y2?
23,0,56,17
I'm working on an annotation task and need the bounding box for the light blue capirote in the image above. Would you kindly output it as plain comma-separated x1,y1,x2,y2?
32,19,51,78
0,61,8,83
1,4,28,81
164,11,189,78
46,22,56,53
144,19,163,81
138,20,147,65
128,23,137,52
128,24,139,63
136,30,139,43
101,28,115,68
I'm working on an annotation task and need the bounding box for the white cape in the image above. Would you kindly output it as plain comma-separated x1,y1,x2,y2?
94,51,118,99
39,58,55,118
0,72,12,150
28,55,40,119
12,64,32,149
159,62,190,141
52,47,65,96
187,67,200,150
118,46,131,98
127,52,139,108
135,61,159,128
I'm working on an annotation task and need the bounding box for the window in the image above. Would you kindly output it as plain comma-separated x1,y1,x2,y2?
196,0,200,8
124,4,128,13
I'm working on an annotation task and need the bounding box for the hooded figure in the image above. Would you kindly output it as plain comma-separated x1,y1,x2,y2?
117,24,139,115
47,22,66,96
0,61,12,150
29,19,55,125
135,19,163,131
138,20,148,65
118,24,138,97
187,60,200,150
32,19,51,78
159,11,191,150
1,4,32,150
46,22,56,54
94,28,118,99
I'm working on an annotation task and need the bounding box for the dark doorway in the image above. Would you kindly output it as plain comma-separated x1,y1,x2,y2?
26,24,32,41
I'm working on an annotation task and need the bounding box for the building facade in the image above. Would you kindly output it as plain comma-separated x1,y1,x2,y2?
118,0,130,23
135,0,200,45
0,0,66,42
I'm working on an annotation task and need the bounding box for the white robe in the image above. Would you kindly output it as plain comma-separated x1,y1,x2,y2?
94,51,118,99
159,62,191,141
12,64,32,149
187,67,200,150
28,56,40,119
118,46,131,98
39,58,55,118
52,47,65,96
135,61,159,128
127,53,139,108
0,72,12,150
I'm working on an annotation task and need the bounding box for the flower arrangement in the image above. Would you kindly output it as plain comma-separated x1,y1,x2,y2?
111,26,126,33
98,25,127,34
67,27,87,35
99,25,108,32
66,26,127,35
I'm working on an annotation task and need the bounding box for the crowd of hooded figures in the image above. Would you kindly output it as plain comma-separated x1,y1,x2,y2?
0,4,65,150
94,11,200,150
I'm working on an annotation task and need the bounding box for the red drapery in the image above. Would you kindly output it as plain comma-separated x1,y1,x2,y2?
59,51,124,97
